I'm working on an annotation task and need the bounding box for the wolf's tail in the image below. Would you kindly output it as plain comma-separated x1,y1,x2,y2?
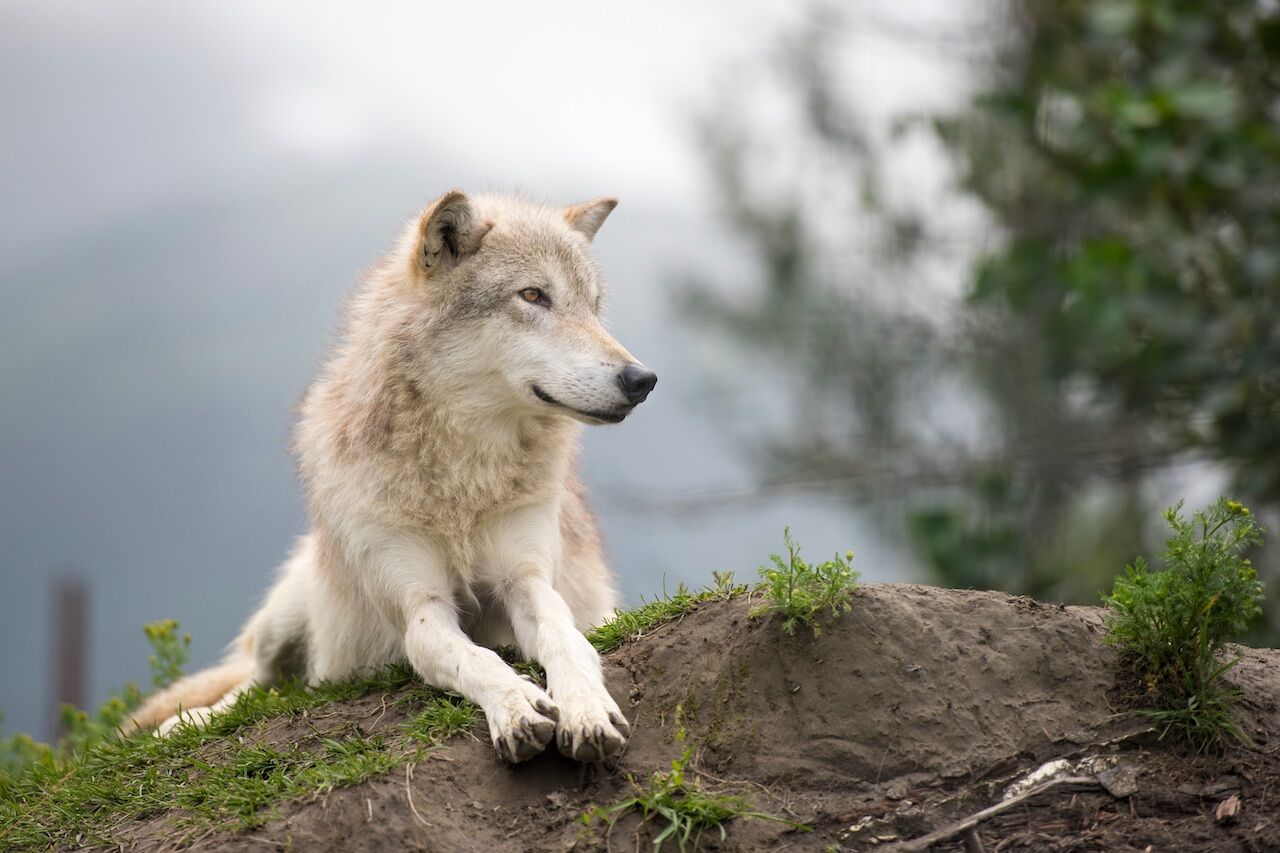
120,655,255,734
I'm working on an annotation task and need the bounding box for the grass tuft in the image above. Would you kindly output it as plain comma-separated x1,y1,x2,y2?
404,695,478,744
1104,497,1265,749
588,582,719,654
585,713,807,851
750,529,858,636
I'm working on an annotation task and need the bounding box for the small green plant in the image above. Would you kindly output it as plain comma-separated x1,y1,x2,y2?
403,695,477,744
42,618,189,762
1104,498,1265,748
55,681,145,757
1,620,183,776
751,529,858,636
586,710,806,851
710,570,746,599
144,619,191,689
0,717,53,783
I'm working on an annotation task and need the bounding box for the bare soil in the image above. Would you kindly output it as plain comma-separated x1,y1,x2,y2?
110,584,1280,851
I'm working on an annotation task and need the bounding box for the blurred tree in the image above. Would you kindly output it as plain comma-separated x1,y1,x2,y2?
957,0,1280,498
687,0,1280,633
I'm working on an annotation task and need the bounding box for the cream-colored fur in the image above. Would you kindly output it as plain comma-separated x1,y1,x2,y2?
124,191,655,763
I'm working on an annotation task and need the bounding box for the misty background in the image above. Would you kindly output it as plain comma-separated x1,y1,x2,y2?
6,0,1277,742
0,1,954,737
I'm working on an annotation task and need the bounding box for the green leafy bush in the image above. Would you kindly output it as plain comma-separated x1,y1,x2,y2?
143,618,191,689
1104,498,1265,747
751,529,858,636
0,618,187,785
0,717,53,782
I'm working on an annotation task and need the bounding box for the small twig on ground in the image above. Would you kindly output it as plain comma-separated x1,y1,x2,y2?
875,745,891,785
367,693,390,730
404,763,433,828
891,776,1099,852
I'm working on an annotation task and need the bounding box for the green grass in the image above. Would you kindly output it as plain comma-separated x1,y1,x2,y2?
585,717,807,851
170,736,402,829
0,577,732,850
1104,497,1265,750
403,695,479,744
2,619,192,771
0,665,477,849
588,580,734,654
0,532,832,849
750,529,859,636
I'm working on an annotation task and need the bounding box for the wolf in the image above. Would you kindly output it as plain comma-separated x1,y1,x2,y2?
124,191,656,763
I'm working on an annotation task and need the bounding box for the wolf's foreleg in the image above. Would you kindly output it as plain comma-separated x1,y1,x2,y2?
369,528,556,762
480,505,630,762
503,572,630,761
404,596,559,762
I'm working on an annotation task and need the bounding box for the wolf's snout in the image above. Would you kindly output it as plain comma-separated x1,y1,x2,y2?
617,364,657,405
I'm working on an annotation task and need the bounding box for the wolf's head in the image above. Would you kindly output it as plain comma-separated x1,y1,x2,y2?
393,190,655,425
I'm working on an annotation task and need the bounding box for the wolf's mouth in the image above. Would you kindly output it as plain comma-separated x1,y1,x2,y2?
531,385,630,424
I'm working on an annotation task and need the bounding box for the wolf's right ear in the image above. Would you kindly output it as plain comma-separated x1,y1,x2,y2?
416,190,491,274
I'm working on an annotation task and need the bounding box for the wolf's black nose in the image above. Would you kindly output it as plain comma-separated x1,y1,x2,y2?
618,364,657,404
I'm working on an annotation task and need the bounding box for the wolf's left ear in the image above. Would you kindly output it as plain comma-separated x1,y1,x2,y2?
564,197,618,242
417,190,491,274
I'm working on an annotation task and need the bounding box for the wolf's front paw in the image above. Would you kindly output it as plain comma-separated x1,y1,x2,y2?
487,679,559,764
553,684,630,762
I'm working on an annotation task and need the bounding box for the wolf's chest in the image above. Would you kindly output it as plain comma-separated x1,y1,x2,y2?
382,445,555,539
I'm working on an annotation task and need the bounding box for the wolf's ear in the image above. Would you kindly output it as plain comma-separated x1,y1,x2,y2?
417,190,491,274
563,197,617,242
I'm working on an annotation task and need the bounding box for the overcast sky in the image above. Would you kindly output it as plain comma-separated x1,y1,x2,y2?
0,0,981,737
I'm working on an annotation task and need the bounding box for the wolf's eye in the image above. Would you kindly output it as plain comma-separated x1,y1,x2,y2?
519,287,550,307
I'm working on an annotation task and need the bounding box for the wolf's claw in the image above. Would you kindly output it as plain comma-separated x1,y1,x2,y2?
487,679,558,764
608,710,632,738
553,686,629,762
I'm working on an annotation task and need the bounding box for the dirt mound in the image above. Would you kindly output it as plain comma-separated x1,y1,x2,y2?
118,584,1280,851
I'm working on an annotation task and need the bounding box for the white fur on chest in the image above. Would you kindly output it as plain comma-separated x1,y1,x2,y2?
329,497,562,633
